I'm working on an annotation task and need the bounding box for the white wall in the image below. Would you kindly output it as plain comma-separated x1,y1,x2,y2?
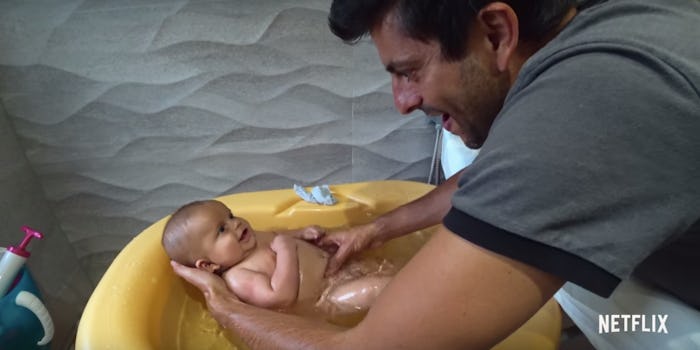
0,1,436,347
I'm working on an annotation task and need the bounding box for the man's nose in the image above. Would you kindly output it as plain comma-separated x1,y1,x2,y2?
392,79,422,114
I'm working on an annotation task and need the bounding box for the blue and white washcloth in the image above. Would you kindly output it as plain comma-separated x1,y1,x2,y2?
293,184,337,205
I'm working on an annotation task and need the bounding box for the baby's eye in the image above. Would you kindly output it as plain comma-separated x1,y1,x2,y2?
228,212,234,219
218,225,226,234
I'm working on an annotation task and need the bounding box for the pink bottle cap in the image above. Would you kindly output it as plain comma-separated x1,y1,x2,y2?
8,226,44,258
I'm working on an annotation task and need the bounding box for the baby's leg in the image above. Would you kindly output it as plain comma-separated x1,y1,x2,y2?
326,275,391,314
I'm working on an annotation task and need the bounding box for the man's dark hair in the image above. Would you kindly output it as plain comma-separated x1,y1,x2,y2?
329,0,579,61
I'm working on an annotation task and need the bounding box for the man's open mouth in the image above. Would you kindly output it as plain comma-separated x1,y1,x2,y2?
239,228,249,242
442,114,454,132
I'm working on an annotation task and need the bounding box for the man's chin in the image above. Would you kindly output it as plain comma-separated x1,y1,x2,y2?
459,134,481,149
464,142,481,150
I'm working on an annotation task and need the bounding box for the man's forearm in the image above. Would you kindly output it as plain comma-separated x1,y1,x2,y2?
213,298,346,349
373,169,464,243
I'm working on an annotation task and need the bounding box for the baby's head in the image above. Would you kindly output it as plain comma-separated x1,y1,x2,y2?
162,200,257,274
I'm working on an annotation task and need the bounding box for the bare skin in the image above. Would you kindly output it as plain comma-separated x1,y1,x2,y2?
173,227,563,349
166,200,390,312
225,231,389,312
222,231,329,309
173,3,576,349
319,169,463,275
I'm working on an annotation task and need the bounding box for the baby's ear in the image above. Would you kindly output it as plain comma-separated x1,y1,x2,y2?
194,259,220,273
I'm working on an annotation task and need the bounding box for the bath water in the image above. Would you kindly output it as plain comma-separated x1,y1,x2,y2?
161,226,437,349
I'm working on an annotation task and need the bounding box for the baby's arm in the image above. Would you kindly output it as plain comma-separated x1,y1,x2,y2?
277,225,325,242
226,235,300,309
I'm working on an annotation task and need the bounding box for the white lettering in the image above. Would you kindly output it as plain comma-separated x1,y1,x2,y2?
598,314,669,334
658,314,668,334
631,314,641,332
642,313,651,332
611,314,620,333
599,314,609,334
620,314,631,332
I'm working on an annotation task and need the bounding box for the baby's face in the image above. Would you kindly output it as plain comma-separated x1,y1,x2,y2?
187,201,257,271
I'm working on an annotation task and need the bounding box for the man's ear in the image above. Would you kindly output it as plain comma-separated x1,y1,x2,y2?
476,2,519,72
195,259,220,273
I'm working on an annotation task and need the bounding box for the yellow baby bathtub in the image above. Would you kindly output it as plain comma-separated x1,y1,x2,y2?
76,180,561,349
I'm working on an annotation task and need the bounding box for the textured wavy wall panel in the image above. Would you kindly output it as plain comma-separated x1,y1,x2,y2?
0,103,91,349
0,0,435,325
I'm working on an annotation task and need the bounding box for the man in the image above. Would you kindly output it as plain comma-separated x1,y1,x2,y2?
173,1,700,348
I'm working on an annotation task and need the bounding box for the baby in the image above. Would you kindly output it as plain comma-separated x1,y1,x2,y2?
162,199,392,314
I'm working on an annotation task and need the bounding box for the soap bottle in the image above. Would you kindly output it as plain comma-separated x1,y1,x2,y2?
0,226,43,297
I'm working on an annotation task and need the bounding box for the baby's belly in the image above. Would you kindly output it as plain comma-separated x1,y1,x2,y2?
296,240,329,302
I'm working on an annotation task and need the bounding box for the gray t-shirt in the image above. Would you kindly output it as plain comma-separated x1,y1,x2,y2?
444,0,700,308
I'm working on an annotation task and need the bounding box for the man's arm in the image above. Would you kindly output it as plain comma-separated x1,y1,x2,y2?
340,227,564,349
369,168,463,242
320,168,465,274
174,225,564,349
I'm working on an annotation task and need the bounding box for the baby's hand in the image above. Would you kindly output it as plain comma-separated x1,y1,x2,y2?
298,225,326,241
286,225,325,242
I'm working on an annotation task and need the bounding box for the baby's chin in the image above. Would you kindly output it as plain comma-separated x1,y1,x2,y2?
216,265,235,275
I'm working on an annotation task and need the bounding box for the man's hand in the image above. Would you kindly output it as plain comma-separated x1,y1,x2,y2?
171,260,241,320
316,223,382,276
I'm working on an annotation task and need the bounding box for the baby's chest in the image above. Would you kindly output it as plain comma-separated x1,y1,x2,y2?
296,242,329,300
238,249,277,275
